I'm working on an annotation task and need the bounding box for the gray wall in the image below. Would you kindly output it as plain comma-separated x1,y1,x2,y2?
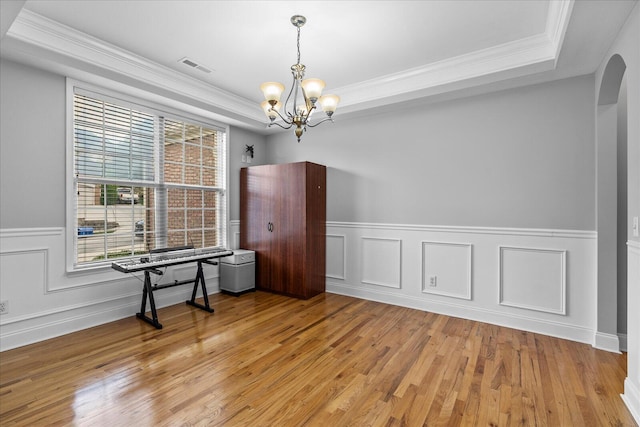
266,75,596,231
618,75,628,335
1,59,66,228
0,59,600,232
228,126,267,220
0,58,266,230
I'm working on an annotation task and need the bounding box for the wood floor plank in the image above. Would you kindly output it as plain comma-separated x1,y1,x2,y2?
0,291,636,426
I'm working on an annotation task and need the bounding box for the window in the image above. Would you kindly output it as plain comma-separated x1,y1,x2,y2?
71,87,227,268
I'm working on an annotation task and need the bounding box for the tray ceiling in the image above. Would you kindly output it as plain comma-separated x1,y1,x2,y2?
1,0,636,132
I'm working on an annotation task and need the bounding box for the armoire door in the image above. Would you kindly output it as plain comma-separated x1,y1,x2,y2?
240,166,276,290
270,162,306,295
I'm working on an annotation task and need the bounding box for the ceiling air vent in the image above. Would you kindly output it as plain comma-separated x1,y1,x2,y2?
178,57,212,74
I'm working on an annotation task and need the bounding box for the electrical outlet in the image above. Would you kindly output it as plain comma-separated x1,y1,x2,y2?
0,300,8,315
429,276,437,287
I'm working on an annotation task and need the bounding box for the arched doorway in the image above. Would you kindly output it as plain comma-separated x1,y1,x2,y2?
596,54,627,352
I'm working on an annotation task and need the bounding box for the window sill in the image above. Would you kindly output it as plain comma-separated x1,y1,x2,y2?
66,260,121,277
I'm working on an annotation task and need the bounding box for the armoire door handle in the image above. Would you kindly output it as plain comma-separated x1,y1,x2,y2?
267,222,273,232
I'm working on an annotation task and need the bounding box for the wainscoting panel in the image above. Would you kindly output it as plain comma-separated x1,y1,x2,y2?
421,241,472,300
326,221,597,346
1,223,605,355
326,234,346,280
361,237,402,288
0,248,48,298
499,246,566,315
0,228,221,351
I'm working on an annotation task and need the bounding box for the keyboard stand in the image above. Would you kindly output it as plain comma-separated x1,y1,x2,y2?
137,268,163,329
137,260,217,329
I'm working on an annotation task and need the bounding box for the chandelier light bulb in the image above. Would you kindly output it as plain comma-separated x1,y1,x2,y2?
261,100,280,120
318,94,340,116
301,78,325,103
260,82,285,105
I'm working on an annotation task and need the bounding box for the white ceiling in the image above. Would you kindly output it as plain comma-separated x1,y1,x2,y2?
1,0,637,132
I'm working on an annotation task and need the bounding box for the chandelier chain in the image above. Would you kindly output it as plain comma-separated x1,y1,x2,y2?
296,26,301,65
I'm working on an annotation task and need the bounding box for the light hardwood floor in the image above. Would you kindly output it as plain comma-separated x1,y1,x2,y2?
0,291,636,426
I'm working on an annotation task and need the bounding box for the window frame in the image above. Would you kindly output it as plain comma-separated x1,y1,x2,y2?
66,79,229,273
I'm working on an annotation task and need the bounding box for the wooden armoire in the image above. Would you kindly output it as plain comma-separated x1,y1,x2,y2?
240,161,326,299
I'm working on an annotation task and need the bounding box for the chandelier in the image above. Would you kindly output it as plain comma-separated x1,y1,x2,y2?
260,15,340,142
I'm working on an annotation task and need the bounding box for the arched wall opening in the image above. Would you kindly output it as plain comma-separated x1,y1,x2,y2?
596,54,627,352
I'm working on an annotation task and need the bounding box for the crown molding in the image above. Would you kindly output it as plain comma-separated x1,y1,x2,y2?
546,0,575,65
335,33,557,110
335,1,574,110
4,9,266,126
2,2,574,128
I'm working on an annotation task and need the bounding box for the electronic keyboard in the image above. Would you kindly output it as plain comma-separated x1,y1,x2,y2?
112,247,233,273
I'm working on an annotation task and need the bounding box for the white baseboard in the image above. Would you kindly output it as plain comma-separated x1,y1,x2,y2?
327,282,595,345
618,333,628,352
0,222,604,355
0,280,219,352
593,331,621,353
325,221,598,346
1,226,224,351
622,378,640,425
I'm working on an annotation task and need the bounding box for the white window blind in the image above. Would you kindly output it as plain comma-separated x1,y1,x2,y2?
72,89,227,267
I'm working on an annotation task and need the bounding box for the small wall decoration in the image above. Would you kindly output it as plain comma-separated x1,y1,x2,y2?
245,145,254,158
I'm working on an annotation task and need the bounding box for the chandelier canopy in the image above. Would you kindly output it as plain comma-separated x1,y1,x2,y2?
260,15,340,142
